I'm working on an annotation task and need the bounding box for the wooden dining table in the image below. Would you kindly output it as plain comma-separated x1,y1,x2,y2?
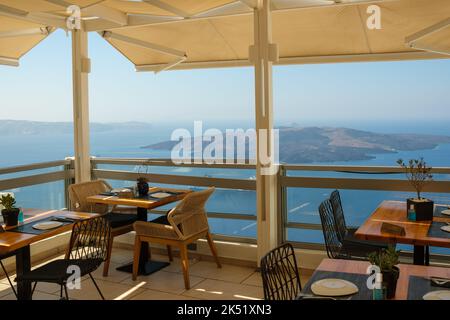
86,186,191,275
303,259,450,300
0,208,98,300
354,200,450,265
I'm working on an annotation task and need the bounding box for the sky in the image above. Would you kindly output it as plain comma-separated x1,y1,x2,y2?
1,29,450,128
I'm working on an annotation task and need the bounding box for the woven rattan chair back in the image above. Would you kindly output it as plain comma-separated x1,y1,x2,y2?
68,180,112,214
330,190,348,241
68,216,111,264
318,198,343,259
167,187,215,239
260,243,302,300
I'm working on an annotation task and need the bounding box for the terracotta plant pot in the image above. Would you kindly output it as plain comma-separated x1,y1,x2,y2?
406,198,434,221
1,208,20,226
382,266,400,299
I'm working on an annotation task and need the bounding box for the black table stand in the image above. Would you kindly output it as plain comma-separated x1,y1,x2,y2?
116,207,169,275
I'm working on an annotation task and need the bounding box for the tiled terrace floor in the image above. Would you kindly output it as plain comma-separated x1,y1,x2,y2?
0,248,311,300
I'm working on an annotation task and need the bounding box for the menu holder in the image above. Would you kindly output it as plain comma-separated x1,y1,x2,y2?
380,222,406,236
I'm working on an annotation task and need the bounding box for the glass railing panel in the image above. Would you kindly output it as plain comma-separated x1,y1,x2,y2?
2,181,65,211
286,228,324,244
95,163,255,180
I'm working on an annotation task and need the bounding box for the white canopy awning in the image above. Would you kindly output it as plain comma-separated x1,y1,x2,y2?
0,0,449,69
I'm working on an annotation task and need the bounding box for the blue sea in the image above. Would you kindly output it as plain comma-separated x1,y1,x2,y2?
1,120,449,255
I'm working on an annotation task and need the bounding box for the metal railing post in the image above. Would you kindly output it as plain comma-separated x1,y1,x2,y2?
277,165,287,246
90,156,97,181
64,157,75,209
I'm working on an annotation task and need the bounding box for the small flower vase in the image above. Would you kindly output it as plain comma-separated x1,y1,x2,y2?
136,178,149,196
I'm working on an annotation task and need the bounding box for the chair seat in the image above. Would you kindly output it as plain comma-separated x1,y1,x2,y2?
344,226,389,248
105,212,137,228
150,215,170,225
15,259,103,283
340,237,389,260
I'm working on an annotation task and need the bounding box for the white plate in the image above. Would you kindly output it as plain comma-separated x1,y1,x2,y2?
311,278,359,297
32,221,63,230
423,290,450,300
441,209,450,216
440,225,450,233
149,192,172,199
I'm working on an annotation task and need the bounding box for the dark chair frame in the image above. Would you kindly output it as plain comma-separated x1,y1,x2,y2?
0,251,17,299
330,189,353,241
260,243,302,300
318,199,345,259
16,216,111,300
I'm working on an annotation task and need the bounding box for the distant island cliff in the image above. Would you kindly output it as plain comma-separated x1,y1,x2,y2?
142,127,450,163
0,120,152,135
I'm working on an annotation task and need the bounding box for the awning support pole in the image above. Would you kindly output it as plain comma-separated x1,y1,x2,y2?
252,0,279,265
71,29,91,183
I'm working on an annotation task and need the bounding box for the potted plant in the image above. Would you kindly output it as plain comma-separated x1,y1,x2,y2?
368,246,400,299
136,160,150,196
397,158,434,221
0,194,20,226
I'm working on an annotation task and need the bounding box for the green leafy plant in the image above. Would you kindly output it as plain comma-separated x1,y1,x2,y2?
136,159,151,181
368,246,400,273
0,194,17,211
397,158,433,199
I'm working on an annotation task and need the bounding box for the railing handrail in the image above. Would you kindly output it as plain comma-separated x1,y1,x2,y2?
283,164,450,174
92,169,256,190
91,157,256,170
92,157,450,174
0,159,71,175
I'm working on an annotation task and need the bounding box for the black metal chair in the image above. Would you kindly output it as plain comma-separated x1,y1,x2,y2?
260,243,302,300
330,190,389,253
15,216,111,300
0,253,17,299
318,199,346,259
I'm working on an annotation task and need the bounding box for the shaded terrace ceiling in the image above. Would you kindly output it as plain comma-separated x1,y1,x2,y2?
0,0,449,70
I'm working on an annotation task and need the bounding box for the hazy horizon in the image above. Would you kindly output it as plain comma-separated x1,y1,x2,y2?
1,30,450,125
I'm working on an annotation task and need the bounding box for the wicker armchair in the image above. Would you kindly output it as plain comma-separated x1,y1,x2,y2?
132,187,221,289
68,180,138,276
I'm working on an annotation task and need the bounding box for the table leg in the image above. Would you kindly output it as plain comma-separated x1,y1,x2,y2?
425,245,430,266
116,207,169,275
16,245,31,300
413,245,425,265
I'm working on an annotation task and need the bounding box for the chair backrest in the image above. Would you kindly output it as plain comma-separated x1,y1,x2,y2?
260,243,302,300
330,190,348,241
67,216,111,266
318,199,343,259
167,187,215,239
68,180,112,214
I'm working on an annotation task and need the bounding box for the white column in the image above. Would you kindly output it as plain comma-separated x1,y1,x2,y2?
251,0,279,264
71,29,91,183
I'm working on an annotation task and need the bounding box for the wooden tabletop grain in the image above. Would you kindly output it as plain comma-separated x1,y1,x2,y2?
354,201,450,247
0,208,97,255
86,186,191,209
315,259,450,300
